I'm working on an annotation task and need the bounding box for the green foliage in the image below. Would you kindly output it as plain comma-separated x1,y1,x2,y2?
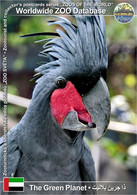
101,137,127,163
8,16,56,47
8,104,26,118
105,17,136,114
12,59,25,71
124,74,136,88
84,136,130,164
105,16,137,42
8,85,19,95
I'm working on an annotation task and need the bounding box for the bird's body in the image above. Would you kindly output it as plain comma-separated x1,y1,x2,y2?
5,130,83,181
7,127,84,182
0,118,95,194
0,4,110,195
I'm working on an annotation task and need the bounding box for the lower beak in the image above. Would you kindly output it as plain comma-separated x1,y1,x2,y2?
62,110,96,131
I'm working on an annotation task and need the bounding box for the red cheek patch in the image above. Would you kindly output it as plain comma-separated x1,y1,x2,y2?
50,81,92,126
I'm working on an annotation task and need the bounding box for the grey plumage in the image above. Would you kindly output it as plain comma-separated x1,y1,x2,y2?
33,15,107,80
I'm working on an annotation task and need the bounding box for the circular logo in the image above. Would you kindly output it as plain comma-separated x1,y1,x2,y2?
114,3,134,23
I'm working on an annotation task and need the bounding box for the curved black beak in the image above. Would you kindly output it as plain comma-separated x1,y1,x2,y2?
83,77,111,140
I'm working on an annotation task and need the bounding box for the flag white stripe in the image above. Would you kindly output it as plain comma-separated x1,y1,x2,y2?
9,182,24,187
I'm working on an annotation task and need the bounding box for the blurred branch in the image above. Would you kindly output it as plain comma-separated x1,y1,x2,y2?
109,121,136,134
0,91,137,134
0,91,30,108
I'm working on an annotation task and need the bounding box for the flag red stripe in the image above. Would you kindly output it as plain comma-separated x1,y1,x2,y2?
4,178,9,191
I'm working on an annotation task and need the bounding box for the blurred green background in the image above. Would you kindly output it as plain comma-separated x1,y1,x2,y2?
0,2,137,184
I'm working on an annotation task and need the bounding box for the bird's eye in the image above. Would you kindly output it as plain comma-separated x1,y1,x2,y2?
55,76,67,88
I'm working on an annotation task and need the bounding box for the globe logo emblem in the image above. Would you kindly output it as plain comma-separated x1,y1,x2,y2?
114,3,134,23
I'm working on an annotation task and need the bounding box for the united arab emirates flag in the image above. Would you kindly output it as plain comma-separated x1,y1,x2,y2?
3,177,24,192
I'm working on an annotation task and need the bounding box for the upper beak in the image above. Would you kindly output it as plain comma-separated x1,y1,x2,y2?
83,77,111,140
62,77,110,140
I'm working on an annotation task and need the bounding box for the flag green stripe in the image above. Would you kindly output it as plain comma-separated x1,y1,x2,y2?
9,178,24,182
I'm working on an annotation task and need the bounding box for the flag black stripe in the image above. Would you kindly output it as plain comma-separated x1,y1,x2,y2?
9,187,23,191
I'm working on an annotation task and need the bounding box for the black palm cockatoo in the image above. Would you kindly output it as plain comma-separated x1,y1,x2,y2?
0,9,110,195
